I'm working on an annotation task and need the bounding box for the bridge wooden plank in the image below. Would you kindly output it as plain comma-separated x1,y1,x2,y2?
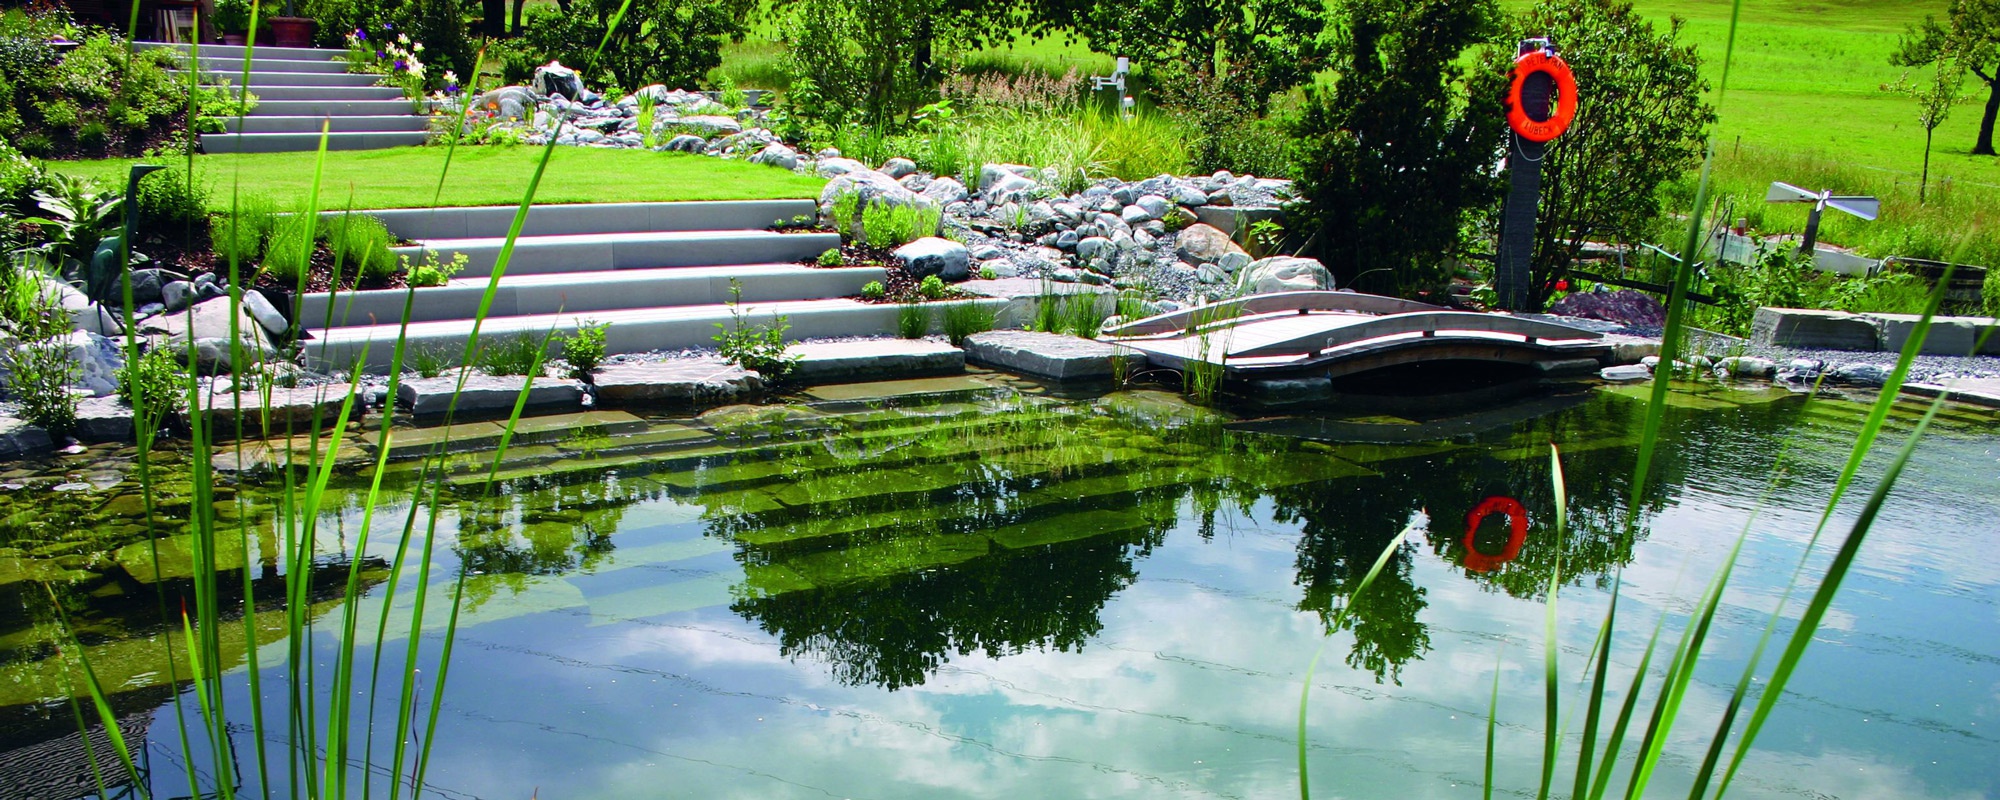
1227,311,1602,359
1102,291,1447,338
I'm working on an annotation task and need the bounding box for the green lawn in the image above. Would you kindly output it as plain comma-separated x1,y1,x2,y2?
49,147,826,210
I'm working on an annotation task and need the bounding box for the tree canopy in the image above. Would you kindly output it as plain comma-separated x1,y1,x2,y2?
1894,0,2000,156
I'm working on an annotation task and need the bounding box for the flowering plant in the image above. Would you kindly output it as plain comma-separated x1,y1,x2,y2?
343,23,434,101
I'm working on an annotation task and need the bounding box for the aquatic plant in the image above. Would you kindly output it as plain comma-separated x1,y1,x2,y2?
897,300,930,338
940,300,995,345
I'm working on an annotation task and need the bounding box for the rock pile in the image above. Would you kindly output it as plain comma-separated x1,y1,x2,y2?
449,64,1312,305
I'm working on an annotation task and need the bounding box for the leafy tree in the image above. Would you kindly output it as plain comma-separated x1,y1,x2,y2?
1475,0,1714,309
781,0,936,129
1046,0,1333,108
1895,0,2000,156
530,0,752,91
1287,0,1504,299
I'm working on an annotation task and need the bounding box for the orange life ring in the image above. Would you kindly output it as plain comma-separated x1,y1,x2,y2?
1461,496,1529,573
1506,50,1577,143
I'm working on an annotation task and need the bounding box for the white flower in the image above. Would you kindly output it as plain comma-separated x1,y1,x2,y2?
443,70,458,84
413,42,424,52
397,33,410,44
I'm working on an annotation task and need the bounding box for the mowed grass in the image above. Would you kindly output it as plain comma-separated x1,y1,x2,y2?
50,146,826,209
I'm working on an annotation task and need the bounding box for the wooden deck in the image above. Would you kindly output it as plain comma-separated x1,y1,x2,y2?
1106,291,1610,378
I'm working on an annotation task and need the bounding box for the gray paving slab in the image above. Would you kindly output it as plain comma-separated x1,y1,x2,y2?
962,330,1144,381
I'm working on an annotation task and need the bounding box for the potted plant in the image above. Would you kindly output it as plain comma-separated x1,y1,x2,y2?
213,0,252,46
267,0,316,47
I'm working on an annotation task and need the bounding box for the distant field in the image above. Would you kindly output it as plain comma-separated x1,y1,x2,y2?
50,147,825,210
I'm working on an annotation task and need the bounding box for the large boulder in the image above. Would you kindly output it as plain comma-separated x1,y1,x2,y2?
815,157,869,177
37,275,113,335
532,61,588,101
978,163,1038,192
677,115,743,136
819,170,936,220
893,237,970,282
0,330,123,397
1237,256,1333,295
748,142,800,171
921,177,968,206
659,134,707,153
1174,223,1246,265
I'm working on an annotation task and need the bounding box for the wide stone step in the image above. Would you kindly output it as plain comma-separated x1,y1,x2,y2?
178,69,386,87
299,263,889,329
186,56,353,74
398,230,840,277
201,130,431,153
304,298,1004,371
249,98,418,116
232,84,408,101
224,114,431,133
136,42,342,61
358,199,823,240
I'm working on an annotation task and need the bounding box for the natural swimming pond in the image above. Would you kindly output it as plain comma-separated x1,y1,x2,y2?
2,374,1996,799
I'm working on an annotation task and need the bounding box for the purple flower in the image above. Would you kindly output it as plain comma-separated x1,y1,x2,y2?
353,29,366,40
376,50,386,59
393,59,406,71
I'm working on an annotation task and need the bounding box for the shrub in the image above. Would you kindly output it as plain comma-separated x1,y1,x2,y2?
476,332,548,376
260,212,318,285
817,247,843,266
713,278,798,379
940,301,995,346
918,274,947,299
0,139,47,209
328,213,398,284
979,265,998,280
135,168,212,249
559,321,610,379
896,301,929,338
1289,0,1502,298
213,196,278,267
3,332,78,433
861,203,941,248
860,280,886,300
1985,266,2000,317
410,346,455,378
522,0,749,92
404,251,468,287
116,346,188,430
828,189,861,240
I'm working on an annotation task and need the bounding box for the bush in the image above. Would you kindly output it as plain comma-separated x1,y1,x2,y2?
116,346,188,430
476,332,547,376
559,321,610,379
896,301,929,338
404,251,468,287
860,280,886,300
861,203,941,248
713,278,797,379
4,335,77,432
213,196,278,267
818,247,843,266
135,168,212,249
260,212,318,285
1986,266,2000,317
940,301,995,346
328,213,398,284
918,274,947,299
523,0,749,92
1289,0,1503,298
0,139,47,209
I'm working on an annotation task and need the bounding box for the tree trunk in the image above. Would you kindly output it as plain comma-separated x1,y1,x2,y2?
512,0,526,35
913,17,934,92
481,0,506,36
1923,127,1934,202
1977,75,2000,156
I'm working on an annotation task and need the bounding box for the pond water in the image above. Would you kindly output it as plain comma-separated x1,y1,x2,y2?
2,373,1996,799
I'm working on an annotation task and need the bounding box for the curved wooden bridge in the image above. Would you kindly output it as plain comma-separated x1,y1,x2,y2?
1101,291,1611,378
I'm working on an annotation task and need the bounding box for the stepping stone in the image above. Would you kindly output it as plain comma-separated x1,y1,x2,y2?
1904,377,2000,409
1751,307,1879,351
804,375,1002,402
397,374,583,417
786,339,964,382
0,417,52,459
962,330,1144,381
197,386,353,433
593,359,762,405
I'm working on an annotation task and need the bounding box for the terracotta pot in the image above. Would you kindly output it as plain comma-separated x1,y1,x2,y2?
221,33,248,46
268,16,315,48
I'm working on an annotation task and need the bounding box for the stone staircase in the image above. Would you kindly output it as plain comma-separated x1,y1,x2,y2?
299,200,941,371
137,42,430,153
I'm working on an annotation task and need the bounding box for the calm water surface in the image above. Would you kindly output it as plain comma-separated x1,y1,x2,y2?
2,374,1996,799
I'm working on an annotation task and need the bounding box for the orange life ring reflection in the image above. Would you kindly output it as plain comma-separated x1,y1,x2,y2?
1462,496,1529,572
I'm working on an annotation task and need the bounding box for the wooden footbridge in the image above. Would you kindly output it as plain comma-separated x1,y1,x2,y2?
1102,291,1611,378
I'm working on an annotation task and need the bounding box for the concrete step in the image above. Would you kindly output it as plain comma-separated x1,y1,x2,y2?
187,56,353,74
224,115,431,133
174,69,385,87
304,298,1006,371
399,230,841,278
201,131,431,153
230,84,407,101
299,264,889,328
248,98,418,116
135,42,342,61
357,199,822,240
